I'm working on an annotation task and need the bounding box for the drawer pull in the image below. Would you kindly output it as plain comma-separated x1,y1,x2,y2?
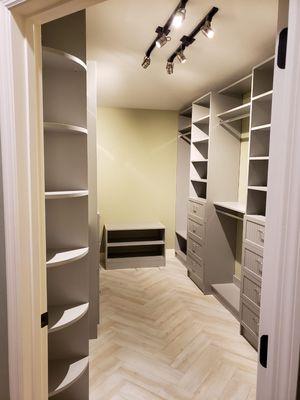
256,259,263,274
254,288,261,306
258,229,265,242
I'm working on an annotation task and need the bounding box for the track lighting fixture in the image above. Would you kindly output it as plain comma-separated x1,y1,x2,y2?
141,56,151,69
156,33,171,49
177,50,187,64
166,7,219,75
172,7,186,28
141,0,189,69
201,20,215,39
166,61,174,75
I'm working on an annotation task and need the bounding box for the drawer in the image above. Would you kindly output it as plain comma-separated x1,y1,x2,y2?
244,246,263,277
188,218,205,241
187,236,204,260
188,199,205,220
187,254,204,280
242,272,261,307
245,219,265,248
241,300,260,336
241,325,258,350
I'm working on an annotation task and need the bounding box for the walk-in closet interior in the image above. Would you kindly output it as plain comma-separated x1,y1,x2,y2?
37,0,282,398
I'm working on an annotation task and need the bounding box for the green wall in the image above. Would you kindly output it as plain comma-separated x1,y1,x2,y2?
97,107,178,248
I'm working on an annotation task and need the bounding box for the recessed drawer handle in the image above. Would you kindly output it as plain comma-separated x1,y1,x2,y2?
258,228,265,242
254,288,261,305
256,258,263,273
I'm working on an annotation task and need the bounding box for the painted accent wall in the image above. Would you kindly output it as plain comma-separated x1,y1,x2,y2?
97,107,178,249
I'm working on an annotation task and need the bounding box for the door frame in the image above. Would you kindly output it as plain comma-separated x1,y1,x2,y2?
0,0,299,399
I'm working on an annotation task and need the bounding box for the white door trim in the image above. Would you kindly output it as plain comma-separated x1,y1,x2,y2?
257,0,300,398
1,0,300,399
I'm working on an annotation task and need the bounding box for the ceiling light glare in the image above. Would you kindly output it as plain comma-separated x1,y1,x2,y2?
172,8,186,28
177,50,187,64
141,56,151,69
166,61,174,75
156,34,171,48
201,20,215,39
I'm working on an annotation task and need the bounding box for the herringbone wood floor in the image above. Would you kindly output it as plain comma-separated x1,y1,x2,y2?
89,255,257,400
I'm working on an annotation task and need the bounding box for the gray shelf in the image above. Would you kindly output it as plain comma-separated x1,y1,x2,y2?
105,223,166,270
211,283,240,319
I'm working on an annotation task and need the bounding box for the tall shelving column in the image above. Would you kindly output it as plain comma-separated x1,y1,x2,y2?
240,57,275,349
186,93,211,291
42,11,90,399
205,76,252,318
175,105,192,265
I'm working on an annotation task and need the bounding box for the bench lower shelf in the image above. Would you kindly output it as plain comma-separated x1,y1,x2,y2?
105,255,165,270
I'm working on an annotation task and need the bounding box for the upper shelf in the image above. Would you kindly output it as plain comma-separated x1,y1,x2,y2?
48,303,89,333
217,103,251,122
48,356,89,397
219,74,252,97
47,247,89,268
193,115,210,128
43,46,87,72
44,122,88,135
45,190,88,200
251,123,271,132
252,90,273,103
179,125,191,135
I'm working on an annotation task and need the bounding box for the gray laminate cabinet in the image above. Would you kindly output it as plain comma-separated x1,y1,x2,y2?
175,106,191,265
240,57,275,350
104,223,166,269
42,11,99,398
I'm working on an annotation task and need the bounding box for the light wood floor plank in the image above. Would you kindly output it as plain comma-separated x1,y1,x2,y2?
89,255,257,399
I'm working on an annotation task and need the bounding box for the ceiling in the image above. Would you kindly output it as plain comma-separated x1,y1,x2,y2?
86,0,278,111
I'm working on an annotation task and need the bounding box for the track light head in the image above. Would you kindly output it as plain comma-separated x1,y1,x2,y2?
156,34,171,49
176,50,187,64
141,56,151,69
166,61,174,75
201,20,215,39
172,7,186,28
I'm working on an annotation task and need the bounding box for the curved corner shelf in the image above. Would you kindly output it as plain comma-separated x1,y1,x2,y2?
48,303,89,333
48,356,89,397
47,247,89,268
43,46,87,72
44,122,87,135
45,190,88,200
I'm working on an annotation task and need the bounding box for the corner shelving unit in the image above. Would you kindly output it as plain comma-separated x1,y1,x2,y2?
240,56,275,349
105,223,166,269
175,106,192,264
42,11,90,399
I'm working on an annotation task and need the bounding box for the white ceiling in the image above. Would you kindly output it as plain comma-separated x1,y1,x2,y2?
86,0,278,111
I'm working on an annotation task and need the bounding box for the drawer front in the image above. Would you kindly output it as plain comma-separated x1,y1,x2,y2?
188,200,205,220
187,254,204,280
187,236,204,259
241,326,258,350
241,301,260,336
242,274,261,307
188,218,205,241
244,247,263,277
245,220,265,248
